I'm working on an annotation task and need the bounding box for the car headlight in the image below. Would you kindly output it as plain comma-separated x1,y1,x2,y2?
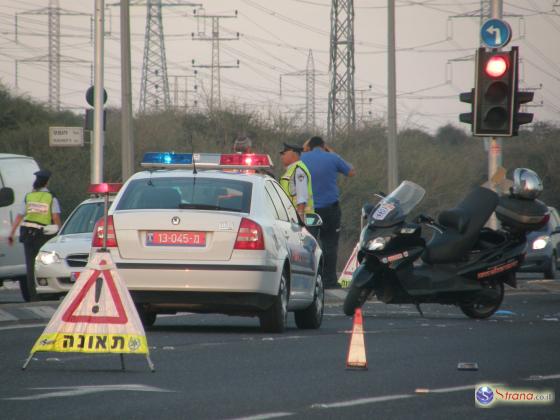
532,236,549,250
367,237,389,251
36,251,61,265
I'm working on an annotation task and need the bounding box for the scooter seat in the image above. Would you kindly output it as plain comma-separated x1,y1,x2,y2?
422,187,499,264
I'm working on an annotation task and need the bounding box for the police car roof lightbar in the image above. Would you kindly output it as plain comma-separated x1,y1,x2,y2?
141,152,273,170
88,183,123,194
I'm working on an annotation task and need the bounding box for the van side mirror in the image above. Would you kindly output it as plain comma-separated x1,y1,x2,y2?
305,213,323,227
0,187,14,207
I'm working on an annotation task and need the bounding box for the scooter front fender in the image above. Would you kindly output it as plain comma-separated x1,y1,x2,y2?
350,263,376,289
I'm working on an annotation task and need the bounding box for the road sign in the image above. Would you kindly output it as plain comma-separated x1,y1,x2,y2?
49,126,84,147
481,19,512,49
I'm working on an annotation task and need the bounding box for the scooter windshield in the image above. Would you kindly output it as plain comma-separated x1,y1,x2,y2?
370,181,426,227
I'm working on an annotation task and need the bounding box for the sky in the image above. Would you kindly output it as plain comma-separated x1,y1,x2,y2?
0,0,558,135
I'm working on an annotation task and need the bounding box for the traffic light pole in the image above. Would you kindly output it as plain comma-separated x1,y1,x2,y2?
91,0,105,184
487,0,503,229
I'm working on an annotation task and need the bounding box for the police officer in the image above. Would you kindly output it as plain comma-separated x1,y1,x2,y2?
279,143,314,223
8,169,61,302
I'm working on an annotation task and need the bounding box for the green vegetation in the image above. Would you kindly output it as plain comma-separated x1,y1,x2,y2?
1,85,558,267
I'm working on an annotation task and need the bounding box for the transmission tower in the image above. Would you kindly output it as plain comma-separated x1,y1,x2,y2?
135,0,201,113
14,0,91,110
192,10,239,112
327,0,355,140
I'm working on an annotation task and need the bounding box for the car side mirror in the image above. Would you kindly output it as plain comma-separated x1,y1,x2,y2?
0,187,14,207
305,213,323,227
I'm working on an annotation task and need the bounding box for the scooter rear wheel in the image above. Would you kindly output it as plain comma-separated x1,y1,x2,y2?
343,284,372,316
459,280,504,319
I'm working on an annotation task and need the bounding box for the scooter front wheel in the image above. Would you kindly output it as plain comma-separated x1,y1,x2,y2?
343,284,372,316
459,280,504,319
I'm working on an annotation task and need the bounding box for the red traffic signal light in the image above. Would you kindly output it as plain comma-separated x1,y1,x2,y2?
485,56,508,78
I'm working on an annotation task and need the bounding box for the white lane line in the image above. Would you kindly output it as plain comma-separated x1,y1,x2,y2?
0,309,17,322
26,306,56,318
312,394,412,409
229,413,294,420
312,384,479,409
526,373,560,381
4,384,174,401
0,323,46,331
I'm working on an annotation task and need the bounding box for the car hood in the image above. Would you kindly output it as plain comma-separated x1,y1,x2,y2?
40,232,93,256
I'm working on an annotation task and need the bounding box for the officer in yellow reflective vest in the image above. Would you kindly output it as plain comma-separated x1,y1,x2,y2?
8,169,61,302
279,143,315,224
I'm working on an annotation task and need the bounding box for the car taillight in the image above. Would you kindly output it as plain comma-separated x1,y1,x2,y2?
234,217,265,250
92,216,118,248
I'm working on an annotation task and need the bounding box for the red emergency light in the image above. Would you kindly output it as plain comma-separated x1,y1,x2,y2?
219,154,272,167
87,183,122,194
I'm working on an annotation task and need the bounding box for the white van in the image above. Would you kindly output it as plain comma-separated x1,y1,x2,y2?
0,154,40,286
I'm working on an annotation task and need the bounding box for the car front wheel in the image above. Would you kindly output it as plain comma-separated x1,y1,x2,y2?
260,270,289,333
544,252,557,279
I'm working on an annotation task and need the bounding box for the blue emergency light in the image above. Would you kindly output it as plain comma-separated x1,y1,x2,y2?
142,152,193,165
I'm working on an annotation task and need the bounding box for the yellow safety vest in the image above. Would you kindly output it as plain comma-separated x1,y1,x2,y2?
24,191,53,226
280,161,314,214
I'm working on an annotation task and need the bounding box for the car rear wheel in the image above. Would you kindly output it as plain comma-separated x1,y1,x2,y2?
544,252,557,279
135,303,157,328
260,270,288,333
295,272,324,329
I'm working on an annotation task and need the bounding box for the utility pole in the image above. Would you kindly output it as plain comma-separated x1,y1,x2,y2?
92,0,105,184
121,0,134,181
355,84,373,126
327,0,356,140
169,74,198,111
280,50,326,132
14,0,91,110
387,0,398,192
192,10,239,112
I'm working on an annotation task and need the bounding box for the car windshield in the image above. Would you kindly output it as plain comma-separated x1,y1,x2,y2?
116,177,253,213
61,201,107,235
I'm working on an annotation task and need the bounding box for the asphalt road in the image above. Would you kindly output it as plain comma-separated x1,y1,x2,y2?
1,280,559,420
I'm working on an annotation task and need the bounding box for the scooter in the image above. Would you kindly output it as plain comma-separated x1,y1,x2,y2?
343,169,550,319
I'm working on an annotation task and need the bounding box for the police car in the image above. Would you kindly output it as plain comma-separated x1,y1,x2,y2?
91,152,324,332
35,197,114,298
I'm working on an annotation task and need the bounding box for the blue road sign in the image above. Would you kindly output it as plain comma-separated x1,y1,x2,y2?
481,19,512,49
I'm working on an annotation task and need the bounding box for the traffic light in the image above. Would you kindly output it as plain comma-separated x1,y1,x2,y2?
513,90,534,135
473,47,517,136
459,89,474,126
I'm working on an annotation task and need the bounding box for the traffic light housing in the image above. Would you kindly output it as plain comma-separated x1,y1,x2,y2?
513,90,534,135
473,47,517,136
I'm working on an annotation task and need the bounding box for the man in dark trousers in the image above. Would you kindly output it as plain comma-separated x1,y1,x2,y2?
302,136,355,289
8,169,61,301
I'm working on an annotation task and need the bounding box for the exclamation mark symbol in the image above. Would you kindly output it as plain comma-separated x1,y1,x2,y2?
92,277,103,314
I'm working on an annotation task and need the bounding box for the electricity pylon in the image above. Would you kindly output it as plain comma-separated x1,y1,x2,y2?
327,0,355,140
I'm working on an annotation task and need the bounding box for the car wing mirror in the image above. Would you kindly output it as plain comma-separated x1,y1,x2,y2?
0,187,14,207
305,213,323,227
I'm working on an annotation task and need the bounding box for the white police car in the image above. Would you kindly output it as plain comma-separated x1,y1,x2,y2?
92,152,324,332
35,197,114,298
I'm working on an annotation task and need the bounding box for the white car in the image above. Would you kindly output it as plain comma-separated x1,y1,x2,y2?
91,152,324,332
35,197,111,298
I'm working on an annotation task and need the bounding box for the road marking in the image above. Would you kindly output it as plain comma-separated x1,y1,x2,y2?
229,413,294,420
26,306,56,318
0,309,17,322
311,384,479,409
4,384,174,400
0,323,46,331
526,373,560,381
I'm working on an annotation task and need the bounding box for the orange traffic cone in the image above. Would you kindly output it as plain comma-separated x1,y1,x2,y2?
346,308,368,370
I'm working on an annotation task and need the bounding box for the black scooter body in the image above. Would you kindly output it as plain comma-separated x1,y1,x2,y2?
345,183,548,318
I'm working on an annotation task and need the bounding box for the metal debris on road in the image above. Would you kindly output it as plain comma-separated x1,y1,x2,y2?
457,362,479,371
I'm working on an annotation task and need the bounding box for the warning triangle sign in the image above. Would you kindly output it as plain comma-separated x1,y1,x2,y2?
28,253,149,356
338,242,359,288
61,266,128,324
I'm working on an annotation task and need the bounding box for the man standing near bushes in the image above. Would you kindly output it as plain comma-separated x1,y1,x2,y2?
302,136,355,289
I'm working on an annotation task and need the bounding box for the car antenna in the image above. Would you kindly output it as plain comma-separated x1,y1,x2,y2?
189,132,197,175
